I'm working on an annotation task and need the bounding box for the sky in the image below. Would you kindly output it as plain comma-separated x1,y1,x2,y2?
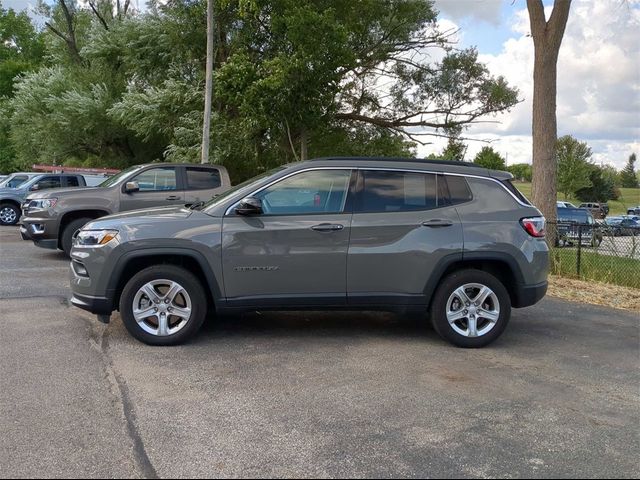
4,0,639,170
430,0,640,169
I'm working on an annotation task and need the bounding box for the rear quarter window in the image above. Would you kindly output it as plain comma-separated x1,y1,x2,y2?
443,176,473,205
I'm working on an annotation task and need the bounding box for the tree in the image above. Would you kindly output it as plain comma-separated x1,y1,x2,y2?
507,163,532,182
620,153,639,188
555,135,592,199
527,0,572,237
0,2,45,173
575,165,618,203
7,0,520,182
440,134,467,161
473,146,506,170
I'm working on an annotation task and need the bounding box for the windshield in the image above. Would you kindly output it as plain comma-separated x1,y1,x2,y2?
202,167,285,214
0,174,31,189
98,165,145,187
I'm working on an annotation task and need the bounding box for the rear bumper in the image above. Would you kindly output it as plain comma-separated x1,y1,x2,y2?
70,292,114,315
513,281,548,308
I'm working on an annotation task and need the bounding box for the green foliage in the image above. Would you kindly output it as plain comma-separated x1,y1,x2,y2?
620,153,639,188
473,146,505,170
0,2,46,173
556,135,593,200
507,163,532,182
440,136,467,161
575,164,619,202
4,0,519,180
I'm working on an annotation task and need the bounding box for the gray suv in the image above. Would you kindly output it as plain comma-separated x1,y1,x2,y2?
69,158,549,348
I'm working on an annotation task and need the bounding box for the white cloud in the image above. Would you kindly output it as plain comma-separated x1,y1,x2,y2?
423,0,640,170
434,0,503,25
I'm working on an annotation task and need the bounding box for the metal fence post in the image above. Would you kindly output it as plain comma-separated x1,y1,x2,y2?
577,224,582,276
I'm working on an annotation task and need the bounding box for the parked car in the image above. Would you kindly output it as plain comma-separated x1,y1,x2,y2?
579,202,607,219
627,206,640,215
68,157,549,348
557,201,577,209
618,218,640,236
557,207,602,247
21,163,231,256
0,173,89,226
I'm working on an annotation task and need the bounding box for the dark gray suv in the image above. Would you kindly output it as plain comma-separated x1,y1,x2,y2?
69,158,549,348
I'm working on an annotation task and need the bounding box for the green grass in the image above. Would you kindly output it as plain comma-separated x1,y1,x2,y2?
550,248,640,289
514,182,640,216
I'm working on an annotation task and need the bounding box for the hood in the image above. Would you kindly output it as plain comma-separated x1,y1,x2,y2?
83,206,220,243
84,206,194,230
27,186,101,199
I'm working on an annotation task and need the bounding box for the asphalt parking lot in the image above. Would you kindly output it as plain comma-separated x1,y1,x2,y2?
1,225,639,478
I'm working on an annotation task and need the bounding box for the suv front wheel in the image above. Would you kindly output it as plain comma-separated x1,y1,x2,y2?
119,265,208,346
430,269,511,348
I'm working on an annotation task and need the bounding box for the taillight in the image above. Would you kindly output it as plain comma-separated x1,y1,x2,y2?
521,217,546,238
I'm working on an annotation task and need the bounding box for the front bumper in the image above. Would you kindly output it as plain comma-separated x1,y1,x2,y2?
21,215,59,248
70,292,114,316
513,281,548,308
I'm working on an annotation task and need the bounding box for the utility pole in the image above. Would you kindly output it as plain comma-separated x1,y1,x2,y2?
201,0,214,164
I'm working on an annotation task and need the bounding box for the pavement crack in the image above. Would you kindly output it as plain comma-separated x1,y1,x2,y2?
88,323,159,480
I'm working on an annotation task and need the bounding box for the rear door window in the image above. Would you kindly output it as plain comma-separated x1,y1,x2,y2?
186,167,221,190
356,170,438,213
65,176,80,187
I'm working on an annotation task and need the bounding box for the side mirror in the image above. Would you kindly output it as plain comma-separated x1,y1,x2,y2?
235,197,263,216
124,181,140,193
29,184,39,191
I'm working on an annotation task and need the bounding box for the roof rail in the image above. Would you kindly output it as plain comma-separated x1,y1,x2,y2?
307,156,479,168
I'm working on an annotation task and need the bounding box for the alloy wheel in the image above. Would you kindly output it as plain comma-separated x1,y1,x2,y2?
446,283,500,338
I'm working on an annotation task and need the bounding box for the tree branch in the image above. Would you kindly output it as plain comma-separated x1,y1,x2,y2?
89,1,110,31
526,0,547,45
547,0,572,51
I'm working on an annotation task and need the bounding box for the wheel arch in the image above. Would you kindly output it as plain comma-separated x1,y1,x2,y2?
424,253,524,309
108,248,221,313
59,210,110,247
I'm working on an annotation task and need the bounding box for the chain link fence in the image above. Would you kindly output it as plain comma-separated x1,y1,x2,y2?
547,221,640,289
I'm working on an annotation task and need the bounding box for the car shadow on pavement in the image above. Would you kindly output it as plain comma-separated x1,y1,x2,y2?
194,310,437,343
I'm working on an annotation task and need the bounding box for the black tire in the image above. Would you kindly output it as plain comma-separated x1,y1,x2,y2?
0,202,20,226
119,265,208,346
430,269,511,348
61,217,92,256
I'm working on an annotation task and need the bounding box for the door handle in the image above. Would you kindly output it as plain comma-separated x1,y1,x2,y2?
166,195,181,201
421,219,453,228
311,223,344,232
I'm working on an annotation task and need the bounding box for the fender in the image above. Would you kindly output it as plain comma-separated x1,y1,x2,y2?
423,251,525,306
105,241,223,307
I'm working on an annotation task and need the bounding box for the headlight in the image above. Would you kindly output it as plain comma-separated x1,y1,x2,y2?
29,198,58,209
75,229,119,247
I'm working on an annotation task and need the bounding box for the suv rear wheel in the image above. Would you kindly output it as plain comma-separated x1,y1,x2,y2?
430,269,511,348
119,265,207,346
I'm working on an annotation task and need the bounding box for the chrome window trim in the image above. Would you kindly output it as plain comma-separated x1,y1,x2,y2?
224,166,531,215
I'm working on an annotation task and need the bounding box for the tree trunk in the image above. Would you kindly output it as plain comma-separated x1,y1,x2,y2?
531,48,559,228
527,0,571,244
201,0,215,164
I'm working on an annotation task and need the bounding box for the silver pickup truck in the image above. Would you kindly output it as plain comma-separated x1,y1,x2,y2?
20,163,231,256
